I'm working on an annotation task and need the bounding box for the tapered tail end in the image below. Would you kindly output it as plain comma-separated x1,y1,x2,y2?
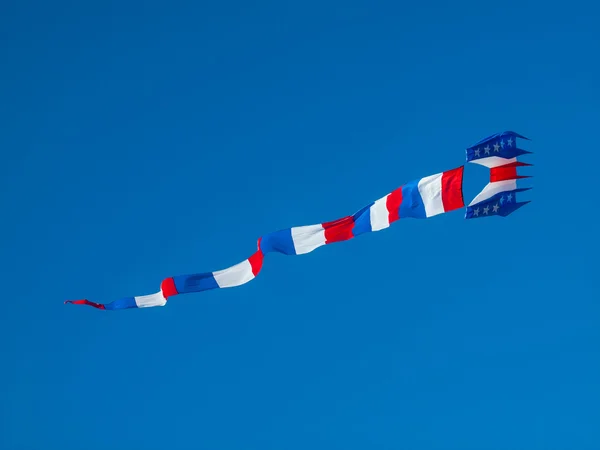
64,299,106,310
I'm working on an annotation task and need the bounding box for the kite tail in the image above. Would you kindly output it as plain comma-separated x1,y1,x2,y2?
64,299,106,310
64,290,169,310
161,246,265,300
66,166,465,311
64,246,266,311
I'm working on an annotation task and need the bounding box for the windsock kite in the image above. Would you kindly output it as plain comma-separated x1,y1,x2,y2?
65,131,532,311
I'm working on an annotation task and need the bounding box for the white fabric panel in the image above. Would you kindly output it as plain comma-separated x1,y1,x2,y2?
418,173,444,217
470,156,517,168
370,195,390,231
213,259,255,288
135,291,167,308
291,224,326,255
469,180,517,206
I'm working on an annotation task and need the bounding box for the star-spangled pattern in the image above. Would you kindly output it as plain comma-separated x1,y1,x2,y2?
464,188,530,219
465,131,530,163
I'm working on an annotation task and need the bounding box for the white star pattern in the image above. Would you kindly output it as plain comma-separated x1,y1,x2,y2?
473,208,480,216
484,145,491,155
475,148,481,157
493,143,500,152
507,193,513,202
483,205,490,214
500,196,505,205
507,137,513,147
493,204,500,213
500,140,505,148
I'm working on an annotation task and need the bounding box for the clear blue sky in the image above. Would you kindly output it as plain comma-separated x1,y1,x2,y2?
1,1,599,448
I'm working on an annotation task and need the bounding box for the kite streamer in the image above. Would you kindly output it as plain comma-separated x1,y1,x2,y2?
65,131,532,311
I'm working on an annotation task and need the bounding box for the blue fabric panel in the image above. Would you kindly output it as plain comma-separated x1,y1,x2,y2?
260,228,296,255
105,297,137,310
173,273,219,294
400,180,426,219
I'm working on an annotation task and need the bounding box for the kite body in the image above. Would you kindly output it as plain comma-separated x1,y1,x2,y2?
464,131,532,219
66,132,532,311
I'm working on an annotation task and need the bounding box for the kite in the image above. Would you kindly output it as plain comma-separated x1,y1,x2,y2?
65,131,532,311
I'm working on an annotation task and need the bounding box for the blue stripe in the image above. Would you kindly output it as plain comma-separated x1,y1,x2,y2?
351,203,373,236
465,188,531,219
173,273,219,294
260,228,296,255
105,296,137,310
400,180,426,219
466,131,531,163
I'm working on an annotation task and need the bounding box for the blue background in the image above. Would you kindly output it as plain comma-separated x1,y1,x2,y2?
1,1,598,448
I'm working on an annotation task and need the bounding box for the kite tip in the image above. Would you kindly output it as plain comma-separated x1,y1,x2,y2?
64,299,83,305
64,299,106,310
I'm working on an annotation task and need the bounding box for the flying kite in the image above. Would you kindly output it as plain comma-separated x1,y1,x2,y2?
65,131,532,311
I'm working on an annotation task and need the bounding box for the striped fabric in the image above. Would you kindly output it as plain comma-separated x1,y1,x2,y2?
65,166,464,311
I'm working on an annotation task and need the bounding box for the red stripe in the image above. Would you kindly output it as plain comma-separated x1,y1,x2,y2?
323,216,355,244
160,277,178,299
490,162,530,182
386,186,403,223
64,299,106,310
441,166,464,212
248,249,264,276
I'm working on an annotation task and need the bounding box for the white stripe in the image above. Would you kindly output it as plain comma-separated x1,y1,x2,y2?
370,195,390,231
469,180,517,206
291,224,326,255
135,291,167,308
470,156,517,168
418,173,444,217
213,259,255,288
